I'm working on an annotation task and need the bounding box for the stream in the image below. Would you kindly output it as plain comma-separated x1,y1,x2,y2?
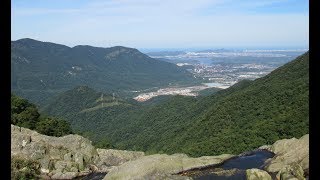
179,150,275,179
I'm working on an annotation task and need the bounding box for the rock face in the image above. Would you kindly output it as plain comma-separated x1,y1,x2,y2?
246,168,272,180
262,134,309,173
103,153,234,179
11,125,145,179
11,125,100,179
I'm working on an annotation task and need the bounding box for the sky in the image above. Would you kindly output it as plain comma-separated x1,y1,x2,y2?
11,0,309,49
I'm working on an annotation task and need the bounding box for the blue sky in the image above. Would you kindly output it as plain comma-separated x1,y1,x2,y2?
11,0,309,49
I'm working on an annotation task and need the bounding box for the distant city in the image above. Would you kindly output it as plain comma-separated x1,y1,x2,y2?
134,49,307,101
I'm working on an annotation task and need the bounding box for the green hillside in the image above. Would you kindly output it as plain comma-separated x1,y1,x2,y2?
43,52,309,157
11,94,73,137
11,38,198,105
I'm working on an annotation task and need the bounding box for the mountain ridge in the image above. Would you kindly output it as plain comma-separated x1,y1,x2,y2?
11,38,198,105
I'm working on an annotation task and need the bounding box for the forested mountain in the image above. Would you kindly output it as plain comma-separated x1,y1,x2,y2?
11,38,197,105
43,52,309,157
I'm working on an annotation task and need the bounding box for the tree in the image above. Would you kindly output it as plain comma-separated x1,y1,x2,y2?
11,94,73,137
36,116,72,137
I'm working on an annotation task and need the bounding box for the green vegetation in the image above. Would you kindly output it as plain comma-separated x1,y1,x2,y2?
11,156,41,180
197,87,222,96
11,38,199,105
11,94,72,137
93,137,115,149
35,117,72,137
43,52,309,157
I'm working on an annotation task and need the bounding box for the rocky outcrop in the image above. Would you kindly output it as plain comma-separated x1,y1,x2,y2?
261,134,309,173
276,163,306,180
246,168,272,180
12,125,309,180
95,148,145,171
11,125,235,180
103,153,234,179
11,125,145,179
11,125,100,179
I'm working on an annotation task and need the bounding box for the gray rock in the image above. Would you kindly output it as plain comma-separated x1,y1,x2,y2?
103,153,234,179
51,172,79,179
258,145,271,150
50,172,63,179
40,173,51,179
11,125,100,179
264,134,309,173
54,160,68,171
38,157,50,170
246,168,272,180
64,152,73,161
70,167,79,172
74,152,84,170
11,125,153,179
96,148,145,167
276,163,305,180
213,168,242,177
40,168,50,174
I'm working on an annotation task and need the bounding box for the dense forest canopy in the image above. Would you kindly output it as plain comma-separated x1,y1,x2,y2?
11,94,73,137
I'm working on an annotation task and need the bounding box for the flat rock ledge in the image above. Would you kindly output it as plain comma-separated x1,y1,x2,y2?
103,153,234,180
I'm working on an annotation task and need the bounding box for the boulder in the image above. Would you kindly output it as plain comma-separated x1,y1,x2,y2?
246,168,272,180
11,125,99,179
103,153,234,179
276,163,305,180
264,134,309,173
96,148,145,167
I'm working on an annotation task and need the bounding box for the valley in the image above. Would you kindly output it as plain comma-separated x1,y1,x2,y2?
10,43,309,179
40,51,309,158
11,0,309,179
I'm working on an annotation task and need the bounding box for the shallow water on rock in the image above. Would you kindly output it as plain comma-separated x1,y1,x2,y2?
73,172,107,180
220,150,274,170
179,150,275,179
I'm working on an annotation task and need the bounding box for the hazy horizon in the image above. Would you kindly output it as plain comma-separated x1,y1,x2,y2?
12,0,308,49
11,37,308,53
